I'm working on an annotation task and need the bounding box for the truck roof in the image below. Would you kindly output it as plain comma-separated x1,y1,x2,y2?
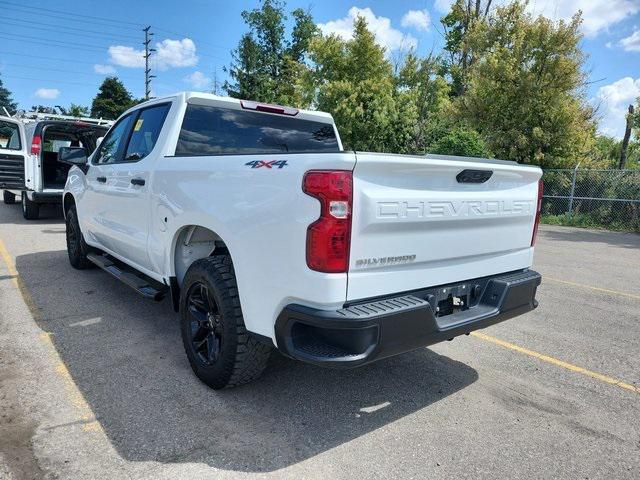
131,91,336,125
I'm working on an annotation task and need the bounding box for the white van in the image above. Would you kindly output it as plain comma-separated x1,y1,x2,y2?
0,113,110,219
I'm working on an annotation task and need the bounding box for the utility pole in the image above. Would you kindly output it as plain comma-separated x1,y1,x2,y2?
212,67,220,95
143,26,156,100
619,104,635,170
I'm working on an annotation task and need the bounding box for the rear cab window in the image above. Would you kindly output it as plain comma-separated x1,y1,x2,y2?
175,104,340,156
0,120,22,150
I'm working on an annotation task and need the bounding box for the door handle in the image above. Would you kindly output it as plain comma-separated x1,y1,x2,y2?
130,178,145,186
96,176,107,183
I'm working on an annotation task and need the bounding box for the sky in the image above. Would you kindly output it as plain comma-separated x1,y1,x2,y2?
1,0,639,138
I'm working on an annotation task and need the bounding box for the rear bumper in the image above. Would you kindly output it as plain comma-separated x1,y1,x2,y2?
275,269,541,367
30,191,62,204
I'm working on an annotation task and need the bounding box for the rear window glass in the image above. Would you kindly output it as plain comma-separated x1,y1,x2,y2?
0,121,21,150
44,137,80,152
176,105,340,156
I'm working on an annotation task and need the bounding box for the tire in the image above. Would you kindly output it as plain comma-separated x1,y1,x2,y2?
21,192,40,220
180,256,271,389
3,191,16,205
65,205,95,270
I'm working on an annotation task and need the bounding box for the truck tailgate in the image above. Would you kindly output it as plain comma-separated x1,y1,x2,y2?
347,153,542,301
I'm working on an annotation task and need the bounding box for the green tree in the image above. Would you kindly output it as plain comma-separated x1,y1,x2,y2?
31,105,57,114
0,74,17,115
440,0,494,96
68,103,90,117
225,0,317,106
311,16,417,152
91,77,135,120
458,2,596,166
429,127,491,157
56,103,90,117
396,51,452,152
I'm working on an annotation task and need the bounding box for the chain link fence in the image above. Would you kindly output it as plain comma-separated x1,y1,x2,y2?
541,168,640,232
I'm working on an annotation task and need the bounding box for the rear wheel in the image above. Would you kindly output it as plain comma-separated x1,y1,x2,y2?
65,205,94,270
180,256,271,389
3,191,15,204
21,192,40,220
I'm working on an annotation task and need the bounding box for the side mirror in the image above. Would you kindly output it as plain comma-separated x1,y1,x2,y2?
96,136,104,148
58,146,88,166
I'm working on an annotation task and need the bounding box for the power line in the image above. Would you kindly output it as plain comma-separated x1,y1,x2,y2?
1,62,140,81
2,17,141,42
0,32,108,52
2,0,233,57
154,27,234,52
0,50,104,65
1,74,105,87
0,0,142,28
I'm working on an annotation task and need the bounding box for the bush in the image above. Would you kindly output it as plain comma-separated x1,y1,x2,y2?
541,213,639,232
428,128,491,158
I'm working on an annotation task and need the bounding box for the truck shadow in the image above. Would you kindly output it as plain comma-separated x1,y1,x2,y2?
15,250,478,473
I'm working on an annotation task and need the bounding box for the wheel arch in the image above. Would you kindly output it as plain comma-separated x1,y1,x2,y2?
171,225,231,288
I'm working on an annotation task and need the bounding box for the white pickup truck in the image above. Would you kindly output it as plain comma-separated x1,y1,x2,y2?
62,92,542,389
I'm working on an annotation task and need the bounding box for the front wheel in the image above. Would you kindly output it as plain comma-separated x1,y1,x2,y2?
65,205,95,270
21,192,40,220
180,256,271,389
3,190,16,204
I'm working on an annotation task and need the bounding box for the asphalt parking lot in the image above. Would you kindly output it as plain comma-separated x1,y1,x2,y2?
0,203,638,480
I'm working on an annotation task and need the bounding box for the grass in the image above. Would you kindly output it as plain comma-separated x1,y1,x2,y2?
541,213,639,233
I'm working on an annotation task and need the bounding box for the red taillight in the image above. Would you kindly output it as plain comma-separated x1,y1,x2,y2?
31,135,41,155
531,180,544,246
303,170,353,273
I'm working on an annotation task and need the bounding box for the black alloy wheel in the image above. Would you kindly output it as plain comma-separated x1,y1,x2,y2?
186,281,223,365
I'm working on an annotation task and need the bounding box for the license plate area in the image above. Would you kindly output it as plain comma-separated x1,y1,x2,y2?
434,285,470,317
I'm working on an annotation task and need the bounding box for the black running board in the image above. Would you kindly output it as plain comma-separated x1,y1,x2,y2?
86,252,168,301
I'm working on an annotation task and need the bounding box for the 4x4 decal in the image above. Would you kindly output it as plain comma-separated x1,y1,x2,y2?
245,160,288,169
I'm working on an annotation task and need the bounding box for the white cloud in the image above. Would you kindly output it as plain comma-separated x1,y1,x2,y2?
34,88,60,99
526,0,640,38
184,70,211,89
318,7,417,53
434,0,453,14
401,10,431,31
108,38,198,71
432,0,640,37
155,38,198,69
594,76,640,138
620,30,640,52
94,64,116,75
108,45,145,68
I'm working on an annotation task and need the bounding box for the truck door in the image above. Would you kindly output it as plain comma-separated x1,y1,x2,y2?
83,104,170,272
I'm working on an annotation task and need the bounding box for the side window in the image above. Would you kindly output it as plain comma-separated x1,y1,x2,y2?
0,121,21,150
93,113,136,165
123,104,170,162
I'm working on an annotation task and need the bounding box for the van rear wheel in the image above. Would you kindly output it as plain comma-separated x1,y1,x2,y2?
3,191,16,205
21,192,40,220
180,256,271,389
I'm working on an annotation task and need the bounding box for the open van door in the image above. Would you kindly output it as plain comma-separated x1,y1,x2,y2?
0,116,27,201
